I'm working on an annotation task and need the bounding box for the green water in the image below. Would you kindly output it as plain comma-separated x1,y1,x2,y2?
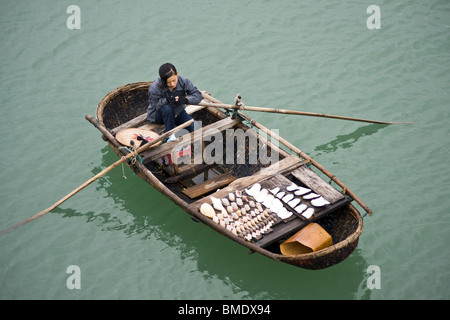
1,0,449,300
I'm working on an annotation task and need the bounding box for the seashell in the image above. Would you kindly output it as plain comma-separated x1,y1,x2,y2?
277,207,293,219
221,198,230,207
262,194,275,208
255,230,262,240
212,216,219,224
216,213,224,220
268,198,283,214
295,203,308,214
236,209,242,217
286,183,300,192
231,202,239,211
228,193,235,202
220,220,226,228
302,208,315,219
288,198,301,208
303,193,320,200
200,203,216,218
241,207,247,216
235,190,242,198
224,217,230,225
242,195,248,202
294,187,311,196
256,202,263,211
282,193,294,203
249,200,256,208
276,191,285,199
244,204,250,212
254,188,268,202
226,205,234,213
211,196,226,213
231,212,239,220
236,198,243,206
269,187,280,195
311,197,330,207
245,183,261,197
245,234,252,241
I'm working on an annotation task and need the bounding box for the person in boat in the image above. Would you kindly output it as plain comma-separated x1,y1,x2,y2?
147,63,202,142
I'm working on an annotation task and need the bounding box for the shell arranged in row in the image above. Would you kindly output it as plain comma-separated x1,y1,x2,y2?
200,189,279,242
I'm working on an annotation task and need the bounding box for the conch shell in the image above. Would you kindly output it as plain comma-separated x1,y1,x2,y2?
200,203,216,218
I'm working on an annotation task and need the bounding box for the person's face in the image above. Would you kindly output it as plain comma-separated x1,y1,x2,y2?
166,73,178,90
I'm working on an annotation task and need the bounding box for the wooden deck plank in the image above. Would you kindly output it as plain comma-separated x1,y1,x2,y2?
290,166,345,203
140,116,242,164
182,173,236,199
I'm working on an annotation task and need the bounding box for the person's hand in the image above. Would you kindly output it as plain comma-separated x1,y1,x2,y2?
175,96,189,105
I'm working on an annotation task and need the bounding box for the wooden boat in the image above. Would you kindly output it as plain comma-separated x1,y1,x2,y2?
87,81,370,270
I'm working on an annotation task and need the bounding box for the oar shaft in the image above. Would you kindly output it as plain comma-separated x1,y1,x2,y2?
199,101,413,125
0,117,193,236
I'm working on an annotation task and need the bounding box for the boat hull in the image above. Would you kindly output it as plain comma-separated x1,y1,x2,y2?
91,82,366,270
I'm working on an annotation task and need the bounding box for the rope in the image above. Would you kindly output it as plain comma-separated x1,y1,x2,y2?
117,146,144,179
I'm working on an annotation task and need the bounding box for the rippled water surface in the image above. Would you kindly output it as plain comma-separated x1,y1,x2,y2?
1,0,449,300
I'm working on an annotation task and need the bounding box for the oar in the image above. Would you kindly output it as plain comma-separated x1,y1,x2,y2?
198,100,414,125
0,118,193,236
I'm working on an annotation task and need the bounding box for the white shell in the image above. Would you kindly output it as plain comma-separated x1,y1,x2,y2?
262,194,275,208
288,198,301,208
311,197,330,207
269,187,280,195
211,196,226,212
245,183,261,197
212,216,219,224
269,198,283,213
295,203,307,214
276,191,285,199
277,207,293,219
303,193,320,200
302,208,315,219
200,203,216,218
294,187,311,196
286,183,300,191
254,188,269,202
228,193,235,202
221,198,230,207
282,193,294,203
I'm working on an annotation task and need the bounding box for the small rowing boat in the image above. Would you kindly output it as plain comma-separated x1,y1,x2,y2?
87,81,370,270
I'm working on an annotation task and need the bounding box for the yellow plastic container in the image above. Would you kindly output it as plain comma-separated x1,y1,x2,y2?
280,223,333,255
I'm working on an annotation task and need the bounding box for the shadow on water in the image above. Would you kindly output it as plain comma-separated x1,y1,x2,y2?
54,145,372,299
312,124,389,157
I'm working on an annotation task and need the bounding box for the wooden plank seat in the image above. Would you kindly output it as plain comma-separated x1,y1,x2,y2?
182,173,237,199
139,116,242,165
110,104,205,135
